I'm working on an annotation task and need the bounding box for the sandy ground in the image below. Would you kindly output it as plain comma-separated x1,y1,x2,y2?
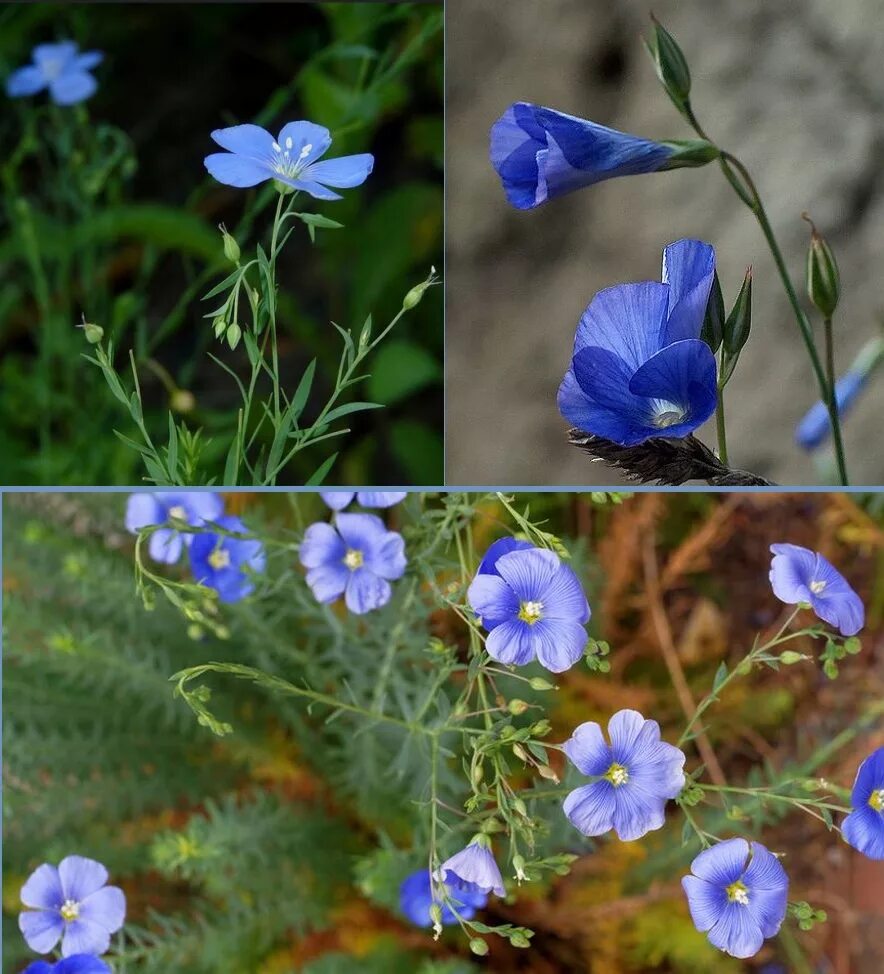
445,0,884,486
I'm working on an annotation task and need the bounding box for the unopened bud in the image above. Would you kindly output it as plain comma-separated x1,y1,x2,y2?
226,322,242,351
660,139,720,170
509,932,531,948
647,14,692,106
171,389,196,414
219,223,240,264
529,676,556,691
529,719,551,737
508,699,529,715
723,267,752,356
469,938,489,956
701,271,725,354
803,213,840,317
213,315,227,339
402,267,437,311
536,764,559,783
78,318,104,344
512,743,529,762
471,761,484,787
779,650,807,665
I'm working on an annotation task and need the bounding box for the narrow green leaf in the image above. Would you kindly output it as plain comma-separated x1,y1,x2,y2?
305,452,339,486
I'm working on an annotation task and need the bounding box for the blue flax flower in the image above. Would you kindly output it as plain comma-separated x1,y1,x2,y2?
468,542,590,673
769,543,864,636
795,370,865,450
399,869,487,927
23,958,111,974
188,515,266,603
562,709,686,840
204,121,373,200
125,492,224,565
6,42,103,105
490,102,675,209
18,856,125,958
319,491,407,511
300,513,406,614
682,838,788,959
558,239,718,445
435,837,505,898
841,747,884,860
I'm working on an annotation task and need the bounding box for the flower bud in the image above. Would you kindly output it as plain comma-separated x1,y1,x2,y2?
509,932,531,948
508,699,529,715
219,223,240,264
536,764,559,783
213,316,227,339
171,389,196,414
660,139,720,170
723,267,752,356
226,322,242,351
512,743,529,762
647,14,692,106
402,266,437,311
469,938,489,956
779,650,807,665
701,271,725,354
78,318,104,344
803,214,840,317
529,676,556,691
529,719,551,737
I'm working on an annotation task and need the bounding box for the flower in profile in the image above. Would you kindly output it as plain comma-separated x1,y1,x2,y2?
682,838,788,959
125,492,224,564
795,370,865,451
319,491,407,511
841,747,884,860
769,543,864,636
562,709,686,840
22,958,111,974
299,513,406,614
467,543,589,672
399,869,487,927
204,121,373,200
188,515,266,603
557,239,718,446
6,42,103,105
435,837,505,897
18,856,125,958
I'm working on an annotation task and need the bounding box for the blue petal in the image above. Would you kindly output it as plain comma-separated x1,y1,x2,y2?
530,618,588,672
626,737,686,800
558,363,650,445
33,42,78,70
493,547,561,602
58,857,107,902
768,543,816,604
467,572,520,628
335,512,387,556
305,563,349,604
607,710,647,764
19,910,64,954
795,370,865,450
610,781,668,840
364,529,407,581
210,124,275,159
6,65,47,97
573,282,670,368
75,51,103,71
125,493,162,534
78,886,126,936
706,902,764,959
300,522,346,568
399,870,435,926
534,562,590,623
204,152,271,188
438,843,504,896
660,239,716,343
55,958,112,974
850,747,884,808
320,491,355,511
476,537,534,576
344,568,391,614
356,491,406,508
21,961,54,974
842,805,884,859
808,555,864,636
60,917,111,958
303,153,374,188
563,721,611,777
689,838,750,887
148,528,183,565
276,176,343,200
50,71,97,105
277,121,332,166
563,781,617,836
489,104,543,209
485,618,538,665
682,874,728,932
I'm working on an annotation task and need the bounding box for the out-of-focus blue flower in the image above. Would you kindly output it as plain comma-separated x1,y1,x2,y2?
490,102,675,210
769,543,864,636
562,709,685,840
6,42,103,105
319,491,407,511
299,513,406,614
435,838,505,897
188,515,266,603
558,239,718,445
468,543,590,673
204,121,373,200
125,492,224,565
399,869,487,927
795,370,866,451
682,838,788,959
22,957,111,974
842,747,884,860
18,856,125,958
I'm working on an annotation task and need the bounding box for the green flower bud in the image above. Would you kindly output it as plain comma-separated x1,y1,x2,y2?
402,266,437,311
779,650,807,665
647,14,692,106
803,213,840,317
659,139,720,170
512,743,529,762
469,938,489,956
509,932,531,948
529,676,556,691
536,764,559,783
508,699,529,715
723,267,752,356
701,271,725,354
226,322,242,351
218,223,240,264
78,316,104,344
171,389,196,414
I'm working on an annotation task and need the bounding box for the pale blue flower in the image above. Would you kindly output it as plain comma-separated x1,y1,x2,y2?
6,42,102,105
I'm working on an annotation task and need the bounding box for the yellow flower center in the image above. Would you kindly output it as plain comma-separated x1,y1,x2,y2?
725,880,749,905
809,579,827,594
208,548,230,570
60,899,80,922
604,762,629,787
343,549,364,571
869,789,884,812
518,600,544,624
168,505,187,521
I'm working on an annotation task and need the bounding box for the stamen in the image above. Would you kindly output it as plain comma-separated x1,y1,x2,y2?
651,399,687,429
168,505,187,521
272,141,281,153
869,789,884,812
604,762,629,787
60,899,80,922
344,549,364,570
285,136,293,150
809,580,827,594
208,548,230,570
725,880,749,905
300,143,313,159
518,600,543,624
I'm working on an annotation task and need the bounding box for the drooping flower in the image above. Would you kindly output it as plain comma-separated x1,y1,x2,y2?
299,513,406,614
125,492,224,565
682,838,789,959
467,543,590,672
319,491,407,511
188,515,266,603
6,42,103,106
22,957,111,974
769,543,864,636
399,868,487,927
204,121,373,200
557,239,718,446
795,370,865,450
435,837,505,897
18,856,125,958
562,710,686,840
841,747,884,860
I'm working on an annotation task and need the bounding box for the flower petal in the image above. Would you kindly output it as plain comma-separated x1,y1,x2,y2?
320,491,356,510
299,522,346,568
58,856,108,902
485,619,537,666
204,152,271,188
476,537,534,577
557,359,653,446
842,805,884,859
305,563,349,604
148,528,183,565
303,153,374,188
6,65,47,97
124,493,162,533
365,530,407,581
56,957,112,974
682,875,727,932
75,51,104,71
61,917,111,958
573,281,670,368
467,573,520,629
706,901,764,959
660,239,716,344
535,562,590,623
610,781,667,840
607,709,647,762
277,121,332,166
438,843,504,897
850,747,884,808
210,124,275,159
50,71,97,105
563,721,611,777
563,781,616,836
494,547,561,601
21,863,63,909
356,491,407,508
768,543,816,605
795,370,865,450
531,618,587,672
276,176,343,200
33,43,78,70
689,838,750,887
808,555,865,636
19,909,64,953
78,885,126,934
335,512,387,553
345,568,391,614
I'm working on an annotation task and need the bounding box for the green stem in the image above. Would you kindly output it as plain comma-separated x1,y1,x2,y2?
715,381,728,464
268,191,286,424
822,316,848,481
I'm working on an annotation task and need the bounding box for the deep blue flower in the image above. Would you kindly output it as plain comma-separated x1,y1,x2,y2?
204,121,373,200
435,838,505,897
18,856,125,958
468,543,590,672
319,491,407,511
562,709,686,840
125,492,224,564
682,838,789,959
769,543,864,636
490,102,675,210
6,42,103,105
558,239,718,445
299,513,406,614
841,747,884,860
188,515,266,603
399,869,487,927
22,957,111,974
795,370,865,450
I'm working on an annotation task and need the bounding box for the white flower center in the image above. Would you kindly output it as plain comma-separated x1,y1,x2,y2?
60,899,80,922
725,880,749,905
343,548,364,571
869,789,884,812
518,600,543,624
270,139,313,179
604,762,629,787
208,548,230,570
168,505,187,521
809,579,827,594
42,57,65,81
651,399,687,429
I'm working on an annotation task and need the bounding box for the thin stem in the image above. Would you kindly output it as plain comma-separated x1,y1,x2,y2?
268,191,286,424
823,316,848,482
715,382,728,464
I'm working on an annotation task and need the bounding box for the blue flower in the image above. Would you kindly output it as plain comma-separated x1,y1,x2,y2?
22,957,111,974
557,239,718,445
125,492,224,565
795,370,865,450
682,838,788,959
204,121,373,200
299,513,406,614
562,710,686,840
490,102,675,210
188,515,266,603
399,869,487,927
467,542,590,672
6,42,103,106
18,856,125,958
769,543,864,636
319,491,407,511
841,747,884,860
435,838,505,897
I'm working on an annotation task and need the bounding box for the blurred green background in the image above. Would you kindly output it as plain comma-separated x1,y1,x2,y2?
0,2,443,485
